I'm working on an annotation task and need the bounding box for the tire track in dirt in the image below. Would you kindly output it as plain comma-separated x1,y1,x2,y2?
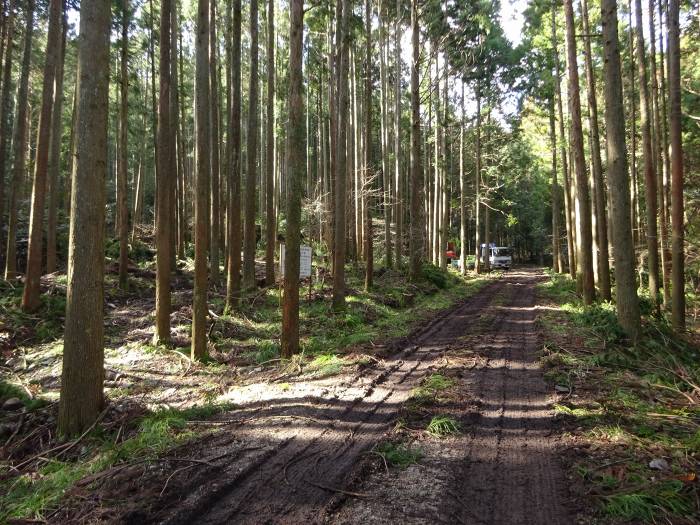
332,268,572,525
126,279,506,525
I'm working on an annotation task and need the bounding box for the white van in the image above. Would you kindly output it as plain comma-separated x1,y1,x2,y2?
480,244,512,270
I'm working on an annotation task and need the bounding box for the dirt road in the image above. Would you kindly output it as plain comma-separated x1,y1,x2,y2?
74,269,572,524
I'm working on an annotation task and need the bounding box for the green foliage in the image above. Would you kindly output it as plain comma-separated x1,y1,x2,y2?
426,415,461,437
305,354,345,377
603,481,691,522
243,340,280,364
375,441,422,469
421,263,448,289
0,381,47,411
409,374,456,407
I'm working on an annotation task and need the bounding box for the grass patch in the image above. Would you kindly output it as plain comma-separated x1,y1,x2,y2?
374,441,422,468
426,415,461,437
603,480,692,521
305,353,346,377
408,373,456,408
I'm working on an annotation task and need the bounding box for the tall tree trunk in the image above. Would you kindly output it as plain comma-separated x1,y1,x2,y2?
483,110,491,273
58,0,110,436
563,0,595,304
282,0,304,358
627,0,639,245
650,0,671,307
667,0,684,330
0,0,14,247
264,0,275,285
192,0,210,359
634,0,660,308
225,0,242,309
379,6,392,269
117,0,129,289
460,82,467,275
474,90,482,274
46,6,67,274
408,0,423,281
209,0,220,284
549,96,562,274
155,0,173,344
551,6,575,278
581,0,611,299
242,0,259,291
394,0,402,266
601,0,641,340
440,72,448,271
332,0,349,309
172,2,184,260
148,0,158,220
21,0,61,312
364,0,374,289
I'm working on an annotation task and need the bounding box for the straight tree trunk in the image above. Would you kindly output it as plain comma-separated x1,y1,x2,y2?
563,0,595,304
117,0,129,289
0,0,14,246
282,0,304,358
408,0,423,281
549,96,562,273
332,0,349,309
172,2,184,260
155,0,173,343
649,0,671,307
474,90,482,273
551,6,575,278
192,0,210,359
46,8,67,274
364,0,374,289
209,0,220,284
242,0,259,291
58,0,110,436
601,0,641,340
667,0,684,330
379,8,391,269
225,0,242,309
460,83,467,275
581,0,611,300
394,0,402,266
264,0,275,285
634,0,660,308
22,0,61,312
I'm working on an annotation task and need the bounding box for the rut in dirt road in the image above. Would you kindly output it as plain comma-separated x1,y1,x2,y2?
333,268,573,524
115,269,571,525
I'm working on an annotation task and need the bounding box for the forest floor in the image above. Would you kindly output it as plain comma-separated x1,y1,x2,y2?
2,263,700,524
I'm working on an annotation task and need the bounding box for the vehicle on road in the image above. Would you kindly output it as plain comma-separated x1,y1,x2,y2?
480,244,512,270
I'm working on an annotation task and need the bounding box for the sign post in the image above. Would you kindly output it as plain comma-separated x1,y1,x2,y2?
279,244,312,279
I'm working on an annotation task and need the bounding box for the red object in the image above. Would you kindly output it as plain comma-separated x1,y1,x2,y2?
445,250,457,259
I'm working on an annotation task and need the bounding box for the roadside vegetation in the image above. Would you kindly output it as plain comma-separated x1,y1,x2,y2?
537,271,700,523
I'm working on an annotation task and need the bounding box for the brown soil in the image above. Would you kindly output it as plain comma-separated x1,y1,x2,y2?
56,268,573,524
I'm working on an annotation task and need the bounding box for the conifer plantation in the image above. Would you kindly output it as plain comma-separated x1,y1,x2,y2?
1,0,699,522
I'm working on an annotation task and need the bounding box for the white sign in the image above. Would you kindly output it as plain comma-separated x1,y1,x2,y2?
279,244,312,279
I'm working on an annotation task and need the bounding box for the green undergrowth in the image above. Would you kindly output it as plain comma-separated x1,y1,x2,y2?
0,403,232,522
426,415,461,437
408,373,456,408
538,270,700,523
374,441,423,468
0,280,66,344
